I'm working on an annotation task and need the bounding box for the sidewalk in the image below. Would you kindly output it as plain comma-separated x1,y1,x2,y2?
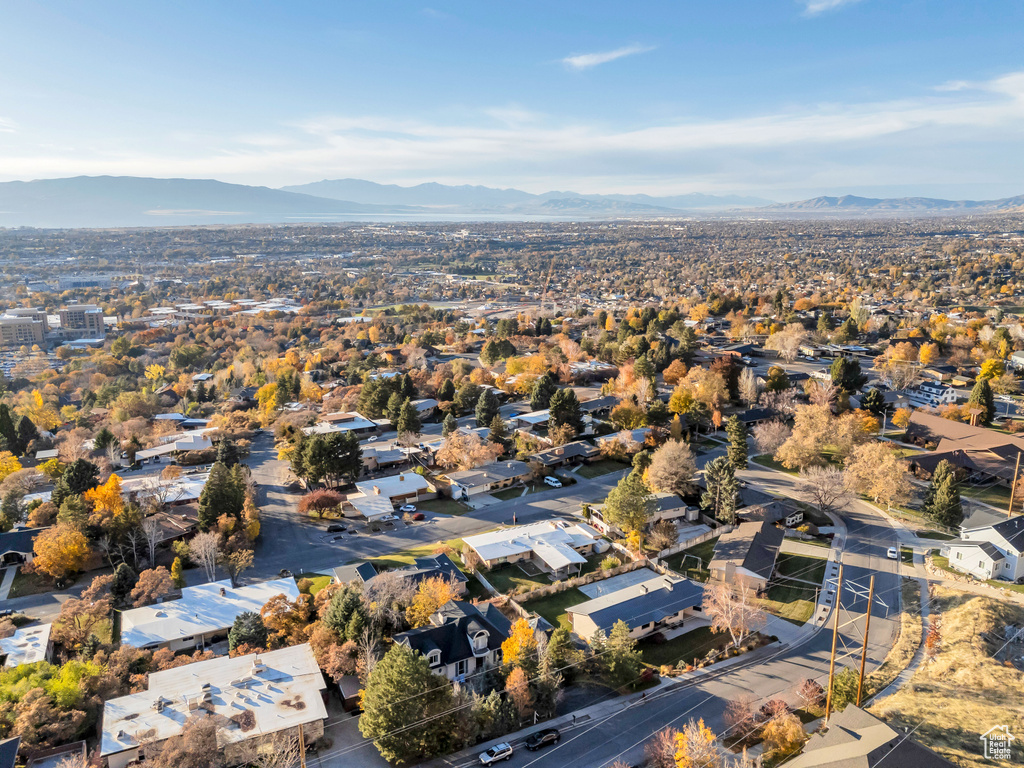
0,567,16,601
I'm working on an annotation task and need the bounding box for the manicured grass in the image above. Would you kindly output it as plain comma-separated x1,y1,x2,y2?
8,569,57,598
915,529,956,541
464,576,491,602
484,563,552,594
491,485,528,501
961,483,1013,507
519,588,588,631
297,574,333,596
575,459,630,479
637,626,731,668
751,454,798,475
931,551,1024,593
663,537,719,582
416,497,472,516
899,546,915,564
760,584,818,625
363,537,469,570
798,537,833,549
775,553,827,584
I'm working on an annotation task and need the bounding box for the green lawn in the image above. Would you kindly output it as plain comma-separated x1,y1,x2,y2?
575,459,630,479
491,485,529,501
484,563,552,594
637,626,731,668
8,569,57,598
775,553,828,584
297,573,333,596
915,529,956,541
363,537,469,570
416,497,473,516
760,584,818,625
663,537,719,582
899,546,915,564
519,588,588,631
961,484,1013,507
751,455,798,475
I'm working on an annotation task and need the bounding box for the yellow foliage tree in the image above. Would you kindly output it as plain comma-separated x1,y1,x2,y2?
26,390,61,430
0,452,22,483
32,523,90,580
918,343,939,367
405,575,458,628
892,407,912,430
145,364,166,382
84,474,125,525
500,618,539,670
674,718,719,768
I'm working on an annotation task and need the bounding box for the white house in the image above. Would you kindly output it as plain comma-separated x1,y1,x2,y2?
906,381,958,409
0,624,52,668
346,473,436,521
101,644,327,768
947,516,1024,582
463,520,606,579
568,574,705,641
120,577,299,651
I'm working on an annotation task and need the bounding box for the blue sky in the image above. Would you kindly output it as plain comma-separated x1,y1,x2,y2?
2,1,1023,200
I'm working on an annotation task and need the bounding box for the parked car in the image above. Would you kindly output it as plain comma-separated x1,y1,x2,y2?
886,547,898,560
479,743,513,765
412,512,425,521
543,476,563,488
399,504,417,513
379,514,398,522
327,524,346,533
278,569,292,577
525,728,560,751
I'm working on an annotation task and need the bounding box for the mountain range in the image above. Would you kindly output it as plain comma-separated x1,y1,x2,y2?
0,176,1021,228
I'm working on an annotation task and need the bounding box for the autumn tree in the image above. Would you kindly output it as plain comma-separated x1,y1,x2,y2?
129,566,175,607
674,718,720,768
505,666,533,721
298,488,343,519
645,727,681,768
844,442,911,508
32,523,90,581
704,582,766,649
436,430,502,471
406,575,459,628
260,593,313,648
646,440,697,496
500,618,539,672
798,466,850,515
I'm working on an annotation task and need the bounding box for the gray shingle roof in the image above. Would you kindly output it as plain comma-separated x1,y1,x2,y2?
568,576,704,634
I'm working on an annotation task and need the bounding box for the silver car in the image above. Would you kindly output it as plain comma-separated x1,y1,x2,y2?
479,743,513,765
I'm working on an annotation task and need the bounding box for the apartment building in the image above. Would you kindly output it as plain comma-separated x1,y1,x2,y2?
0,310,46,347
58,304,105,339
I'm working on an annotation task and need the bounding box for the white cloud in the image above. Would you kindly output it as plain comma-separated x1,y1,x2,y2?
0,117,15,133
562,45,654,71
2,70,1024,196
801,0,862,16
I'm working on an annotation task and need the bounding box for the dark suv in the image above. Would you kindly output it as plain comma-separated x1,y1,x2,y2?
525,728,560,751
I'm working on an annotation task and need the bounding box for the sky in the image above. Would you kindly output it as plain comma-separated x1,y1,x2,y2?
2,1,1024,201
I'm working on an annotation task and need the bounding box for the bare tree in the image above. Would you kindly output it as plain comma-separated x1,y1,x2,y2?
739,367,760,406
362,570,415,632
703,582,766,649
764,324,807,362
643,726,680,768
140,475,172,514
356,625,380,684
142,517,162,566
798,465,850,515
646,440,697,495
234,729,302,768
752,420,791,456
190,531,220,582
806,379,839,408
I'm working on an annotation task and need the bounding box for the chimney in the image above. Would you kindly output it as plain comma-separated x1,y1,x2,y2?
373,485,380,495
663,579,673,591
219,587,226,597
640,584,648,594
399,474,405,482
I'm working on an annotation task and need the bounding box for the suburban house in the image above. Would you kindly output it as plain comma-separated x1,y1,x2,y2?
410,398,439,420
0,624,52,668
120,577,300,651
0,528,42,566
361,444,414,474
904,410,1024,487
302,411,380,437
346,473,436,521
906,381,958,409
568,574,705,641
947,516,1024,581
530,441,600,469
595,428,653,455
121,472,210,507
340,554,469,596
786,705,954,767
587,492,696,538
443,460,531,499
708,520,785,592
135,432,214,463
463,520,605,579
0,738,18,768
394,600,511,683
101,644,328,768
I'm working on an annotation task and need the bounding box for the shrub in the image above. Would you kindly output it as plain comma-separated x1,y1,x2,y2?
296,577,314,594
600,556,622,570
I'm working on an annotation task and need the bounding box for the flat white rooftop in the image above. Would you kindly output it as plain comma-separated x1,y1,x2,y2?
0,623,51,667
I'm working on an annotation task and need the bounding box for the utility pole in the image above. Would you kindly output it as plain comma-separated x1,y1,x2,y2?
1008,451,1021,518
856,574,875,707
825,563,844,723
298,723,307,768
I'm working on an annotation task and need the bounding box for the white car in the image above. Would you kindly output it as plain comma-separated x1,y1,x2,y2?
479,743,513,765
886,547,899,560
543,476,563,488
399,504,417,513
378,514,399,522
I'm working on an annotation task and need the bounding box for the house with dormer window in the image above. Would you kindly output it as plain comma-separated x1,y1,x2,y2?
393,600,511,683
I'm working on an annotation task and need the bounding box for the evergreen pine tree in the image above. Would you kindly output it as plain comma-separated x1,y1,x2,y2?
197,462,244,530
475,389,500,428
968,378,995,425
924,460,963,528
701,456,740,524
442,412,458,437
548,388,584,434
488,414,509,452
396,398,422,435
216,438,241,468
437,378,456,403
386,391,405,423
725,415,748,470
0,405,16,454
228,610,269,651
530,371,558,411
861,388,886,416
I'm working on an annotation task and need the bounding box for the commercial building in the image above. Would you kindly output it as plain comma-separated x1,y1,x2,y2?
0,311,46,347
120,577,299,651
58,304,106,340
100,644,328,768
